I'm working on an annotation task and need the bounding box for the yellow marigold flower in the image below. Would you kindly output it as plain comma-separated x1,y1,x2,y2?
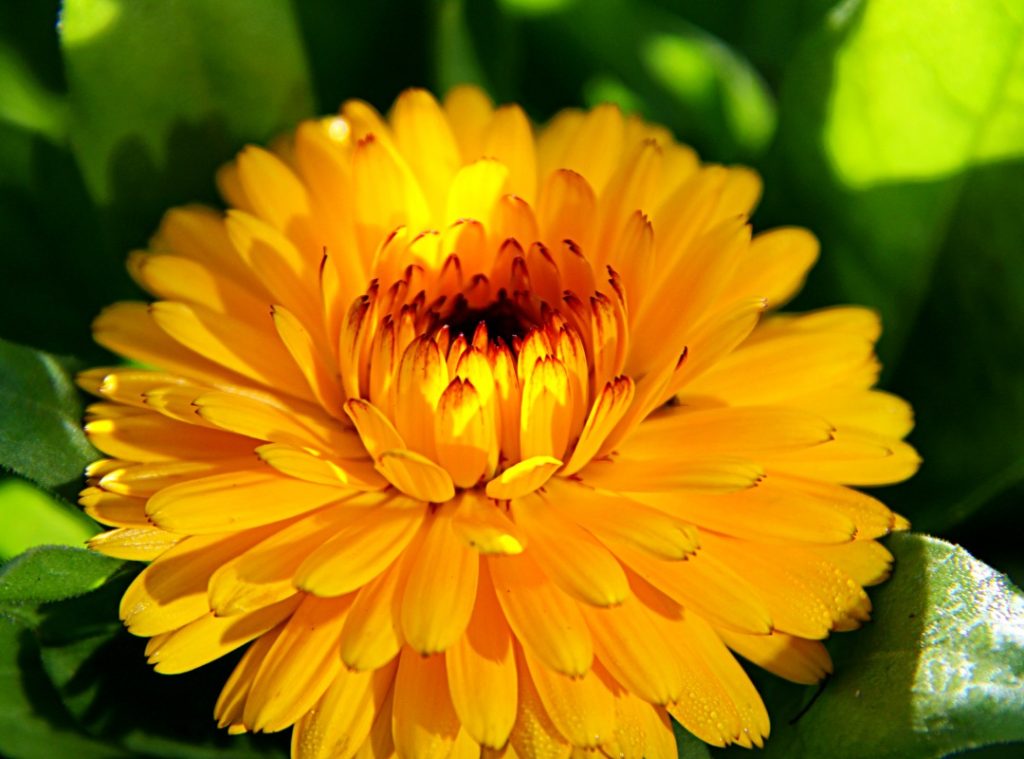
79,86,919,757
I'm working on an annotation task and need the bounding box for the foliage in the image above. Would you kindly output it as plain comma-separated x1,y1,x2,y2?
1,0,1021,756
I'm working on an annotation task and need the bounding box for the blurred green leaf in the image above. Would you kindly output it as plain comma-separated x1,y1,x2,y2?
0,547,122,605
59,0,315,253
0,478,97,561
0,338,96,499
777,0,1024,358
1,569,287,759
0,41,65,143
0,615,133,759
717,533,1024,758
435,0,490,93
517,0,776,160
771,0,1024,530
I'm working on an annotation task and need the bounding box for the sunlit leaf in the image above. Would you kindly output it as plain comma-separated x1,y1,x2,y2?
516,0,775,160
719,533,1024,758
60,0,315,253
773,0,1024,529
0,546,122,605
0,478,97,561
0,338,96,498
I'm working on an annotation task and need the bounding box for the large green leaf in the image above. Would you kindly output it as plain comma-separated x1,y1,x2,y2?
0,338,96,498
0,546,122,605
512,0,776,160
60,0,315,255
0,568,287,759
0,2,119,358
0,478,97,561
715,533,1024,758
769,0,1024,529
0,615,132,759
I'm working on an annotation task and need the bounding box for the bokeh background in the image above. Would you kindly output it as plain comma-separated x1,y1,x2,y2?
1,1,1022,757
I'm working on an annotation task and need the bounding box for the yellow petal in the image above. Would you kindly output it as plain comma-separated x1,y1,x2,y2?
484,104,536,202
391,337,448,460
375,449,456,502
93,302,252,390
214,625,283,731
150,300,314,401
392,648,460,759
401,507,480,654
546,479,699,561
128,252,269,323
659,477,858,545
522,647,617,748
446,561,518,748
147,469,348,533
444,85,494,162
147,595,300,675
207,498,377,615
87,526,182,561
804,539,894,587
194,390,363,456
451,490,525,555
295,501,427,597
514,492,629,607
581,456,763,494
562,376,634,476
154,205,261,290
581,595,684,704
485,456,561,500
292,660,397,759
233,145,316,250
701,533,869,638
85,412,257,463
79,488,149,527
674,612,770,748
613,542,773,635
244,593,355,732
435,379,494,488
97,458,255,498
344,399,405,458
731,227,819,309
519,357,573,461
489,553,592,677
391,88,461,218
765,432,921,486
625,405,835,459
446,159,510,227
718,629,832,686
339,553,413,671
271,304,346,416
256,444,387,491
121,528,278,636
537,169,597,261
508,644,571,759
557,102,625,195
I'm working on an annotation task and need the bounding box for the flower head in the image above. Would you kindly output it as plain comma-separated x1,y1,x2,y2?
80,86,918,757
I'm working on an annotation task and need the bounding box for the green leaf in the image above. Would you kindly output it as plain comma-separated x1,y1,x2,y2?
0,615,133,759
515,0,776,160
770,0,1024,529
778,0,1024,353
0,546,123,605
435,0,490,93
718,533,1024,758
60,0,315,253
0,478,97,561
0,338,96,497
